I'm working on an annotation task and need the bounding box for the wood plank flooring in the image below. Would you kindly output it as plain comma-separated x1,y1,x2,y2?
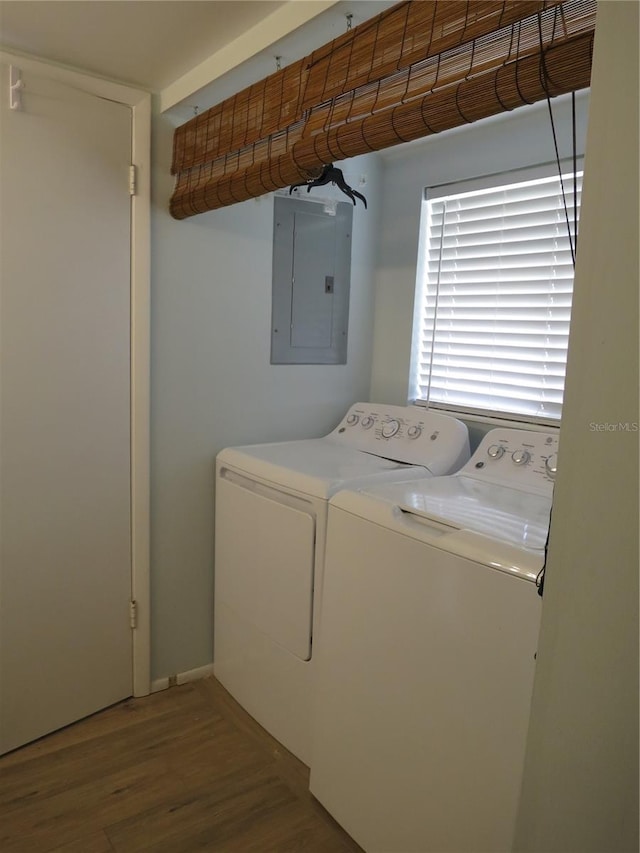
0,677,362,853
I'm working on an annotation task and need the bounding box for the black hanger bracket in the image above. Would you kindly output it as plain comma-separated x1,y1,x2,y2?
289,163,367,208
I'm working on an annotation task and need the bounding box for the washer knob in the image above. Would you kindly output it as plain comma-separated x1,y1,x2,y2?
487,444,505,459
512,449,531,465
381,419,400,438
545,453,558,477
361,416,374,429
346,414,359,426
407,425,422,439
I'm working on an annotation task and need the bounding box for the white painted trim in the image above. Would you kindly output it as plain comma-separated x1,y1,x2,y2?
151,677,171,694
177,664,215,685
130,90,151,700
0,50,152,699
0,49,151,104
151,664,215,694
159,0,340,112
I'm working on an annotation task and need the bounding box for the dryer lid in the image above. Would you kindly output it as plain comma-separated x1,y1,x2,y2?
218,439,420,499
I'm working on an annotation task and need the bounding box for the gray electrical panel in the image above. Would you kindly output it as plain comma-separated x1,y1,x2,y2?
271,196,352,364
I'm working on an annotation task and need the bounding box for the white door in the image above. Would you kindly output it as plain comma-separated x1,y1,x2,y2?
0,65,133,753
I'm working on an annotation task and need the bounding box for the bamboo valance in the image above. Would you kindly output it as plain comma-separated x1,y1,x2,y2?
170,0,596,219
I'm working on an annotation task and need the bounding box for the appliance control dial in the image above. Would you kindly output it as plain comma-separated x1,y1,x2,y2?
487,444,505,459
512,449,531,465
545,453,558,477
381,419,400,438
346,414,359,426
361,416,374,429
407,425,422,439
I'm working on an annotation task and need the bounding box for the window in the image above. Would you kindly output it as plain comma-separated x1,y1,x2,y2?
410,163,582,424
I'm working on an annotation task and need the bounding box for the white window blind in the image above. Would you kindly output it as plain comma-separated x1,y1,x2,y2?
410,165,582,423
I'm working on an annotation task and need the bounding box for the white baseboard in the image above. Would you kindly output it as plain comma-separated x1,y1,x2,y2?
151,663,214,694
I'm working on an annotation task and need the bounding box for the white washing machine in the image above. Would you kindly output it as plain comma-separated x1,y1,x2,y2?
310,427,559,853
214,403,470,765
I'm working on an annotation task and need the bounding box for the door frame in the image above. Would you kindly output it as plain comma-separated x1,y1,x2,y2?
1,50,151,697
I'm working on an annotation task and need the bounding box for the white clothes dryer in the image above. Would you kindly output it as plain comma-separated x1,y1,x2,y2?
214,403,470,765
310,427,559,853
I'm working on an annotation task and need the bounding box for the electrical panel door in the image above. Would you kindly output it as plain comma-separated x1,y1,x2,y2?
271,196,352,364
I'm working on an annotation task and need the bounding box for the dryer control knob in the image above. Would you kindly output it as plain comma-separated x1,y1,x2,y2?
407,425,422,439
346,414,359,426
512,449,531,465
361,416,374,429
545,453,558,477
381,419,400,438
487,444,505,459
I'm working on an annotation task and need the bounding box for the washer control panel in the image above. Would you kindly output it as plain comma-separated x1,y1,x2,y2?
328,403,470,473
462,428,560,495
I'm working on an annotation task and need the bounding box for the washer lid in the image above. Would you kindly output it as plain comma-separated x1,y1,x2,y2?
396,475,552,553
217,438,421,499
331,474,552,579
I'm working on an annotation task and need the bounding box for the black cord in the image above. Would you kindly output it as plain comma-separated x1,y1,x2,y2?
537,12,577,269
572,91,578,257
536,498,553,597
534,11,581,599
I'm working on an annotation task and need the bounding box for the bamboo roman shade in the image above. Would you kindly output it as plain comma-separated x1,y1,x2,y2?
170,0,596,219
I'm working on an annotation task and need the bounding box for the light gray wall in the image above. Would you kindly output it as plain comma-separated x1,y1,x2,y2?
369,92,590,417
150,111,382,679
514,2,639,850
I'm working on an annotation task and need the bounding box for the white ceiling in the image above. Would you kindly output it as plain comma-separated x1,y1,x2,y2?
0,1,289,92
0,0,398,114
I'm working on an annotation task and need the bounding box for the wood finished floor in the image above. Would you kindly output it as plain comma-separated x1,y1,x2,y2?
0,677,362,853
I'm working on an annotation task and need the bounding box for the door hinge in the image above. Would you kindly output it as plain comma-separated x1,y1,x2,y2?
129,599,138,629
129,165,137,196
